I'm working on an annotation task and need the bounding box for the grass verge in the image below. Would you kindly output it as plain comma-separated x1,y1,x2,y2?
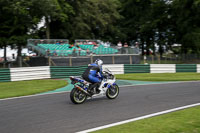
94,73,200,133
116,73,200,81
0,79,67,99
93,106,200,133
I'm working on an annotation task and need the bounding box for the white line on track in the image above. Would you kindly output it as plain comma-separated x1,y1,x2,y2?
0,80,199,101
77,103,200,133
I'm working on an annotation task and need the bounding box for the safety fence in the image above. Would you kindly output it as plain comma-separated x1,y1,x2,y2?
50,66,87,79
150,64,176,73
0,64,199,82
176,64,197,72
0,68,10,82
124,64,150,73
198,64,200,73
103,64,124,74
10,66,50,81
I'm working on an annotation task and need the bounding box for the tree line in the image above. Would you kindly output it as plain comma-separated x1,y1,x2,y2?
0,0,200,59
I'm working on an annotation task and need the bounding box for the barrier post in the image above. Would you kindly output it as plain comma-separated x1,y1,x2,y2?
69,57,72,66
112,56,115,64
90,55,93,64
129,55,132,64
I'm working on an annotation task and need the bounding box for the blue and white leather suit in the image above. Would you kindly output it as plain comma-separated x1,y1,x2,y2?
82,63,103,83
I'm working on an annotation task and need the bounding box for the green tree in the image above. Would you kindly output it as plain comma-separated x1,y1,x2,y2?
48,0,123,42
0,0,64,65
0,0,31,62
171,0,200,54
120,0,173,55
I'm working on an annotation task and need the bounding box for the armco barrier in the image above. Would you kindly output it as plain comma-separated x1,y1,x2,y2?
197,64,200,73
124,64,150,73
10,66,50,81
150,64,175,73
176,64,197,73
103,64,124,74
50,65,88,79
0,68,11,82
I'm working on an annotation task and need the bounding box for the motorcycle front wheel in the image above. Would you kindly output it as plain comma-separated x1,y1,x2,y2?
106,84,119,99
70,87,87,104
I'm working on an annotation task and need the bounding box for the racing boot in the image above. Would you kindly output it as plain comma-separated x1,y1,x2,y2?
87,84,94,94
94,82,101,94
88,82,101,94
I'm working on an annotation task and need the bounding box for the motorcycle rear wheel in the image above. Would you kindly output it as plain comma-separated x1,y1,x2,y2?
70,87,87,104
106,84,119,99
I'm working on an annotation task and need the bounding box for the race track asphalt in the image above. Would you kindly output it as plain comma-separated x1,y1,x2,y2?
0,81,200,133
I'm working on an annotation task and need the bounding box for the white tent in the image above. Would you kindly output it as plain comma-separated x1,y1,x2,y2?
0,46,18,61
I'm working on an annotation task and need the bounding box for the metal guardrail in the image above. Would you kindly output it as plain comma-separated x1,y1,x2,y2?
27,39,69,44
49,54,141,66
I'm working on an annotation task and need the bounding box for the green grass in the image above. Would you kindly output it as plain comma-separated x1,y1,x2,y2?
95,73,200,133
93,106,200,133
116,73,200,81
0,79,68,99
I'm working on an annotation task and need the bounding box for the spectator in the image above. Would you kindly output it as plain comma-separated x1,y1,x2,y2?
135,42,139,48
78,47,81,56
88,41,93,45
117,41,122,48
92,41,97,45
134,42,140,54
69,44,74,48
86,48,90,55
60,41,63,45
0,57,3,62
46,49,50,56
106,41,111,47
124,42,128,47
53,49,57,56
73,48,77,56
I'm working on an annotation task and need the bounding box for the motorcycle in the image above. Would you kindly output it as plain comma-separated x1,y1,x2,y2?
70,68,119,104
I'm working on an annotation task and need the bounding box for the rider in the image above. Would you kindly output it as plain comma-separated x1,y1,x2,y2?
82,59,104,93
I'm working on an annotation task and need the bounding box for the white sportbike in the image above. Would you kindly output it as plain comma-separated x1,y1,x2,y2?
70,68,119,104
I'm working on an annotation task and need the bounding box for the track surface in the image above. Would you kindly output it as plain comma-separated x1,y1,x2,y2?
0,82,200,133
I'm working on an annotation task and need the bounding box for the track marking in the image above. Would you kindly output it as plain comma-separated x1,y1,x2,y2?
0,81,199,101
77,103,200,133
118,80,200,87
0,91,71,101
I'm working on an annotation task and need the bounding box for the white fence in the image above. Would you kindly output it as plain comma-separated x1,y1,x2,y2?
9,65,124,82
103,64,124,74
197,64,200,73
10,66,50,81
150,64,176,73
7,64,199,81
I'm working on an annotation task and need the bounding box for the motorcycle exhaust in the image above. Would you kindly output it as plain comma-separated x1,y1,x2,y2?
75,85,91,97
